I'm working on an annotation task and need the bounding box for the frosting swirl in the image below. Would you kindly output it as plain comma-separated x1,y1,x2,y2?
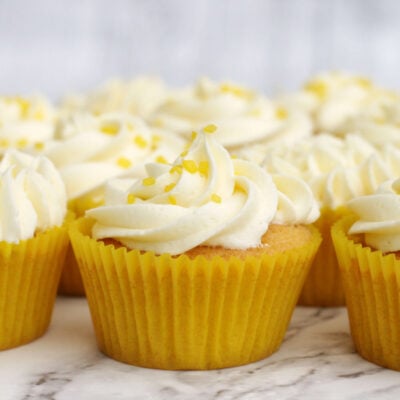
0,150,66,242
43,112,185,201
348,178,400,252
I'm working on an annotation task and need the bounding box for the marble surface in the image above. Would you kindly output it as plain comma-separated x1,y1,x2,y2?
0,299,399,400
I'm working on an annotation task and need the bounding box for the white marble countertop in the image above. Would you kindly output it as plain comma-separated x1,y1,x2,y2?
0,298,399,400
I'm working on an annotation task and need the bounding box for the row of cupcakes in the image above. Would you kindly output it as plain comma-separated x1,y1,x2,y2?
1,72,400,371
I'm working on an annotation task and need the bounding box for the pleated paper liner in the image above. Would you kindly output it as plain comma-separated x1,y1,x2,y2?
298,207,350,306
0,222,69,350
70,218,321,370
332,216,400,371
58,196,102,296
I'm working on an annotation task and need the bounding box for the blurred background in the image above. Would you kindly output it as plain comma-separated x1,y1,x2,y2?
1,0,400,99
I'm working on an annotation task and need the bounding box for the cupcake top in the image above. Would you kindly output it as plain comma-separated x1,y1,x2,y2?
0,149,67,243
348,178,400,252
279,71,400,144
87,126,319,255
152,77,312,153
61,76,167,120
263,134,400,210
43,112,185,202
0,95,56,154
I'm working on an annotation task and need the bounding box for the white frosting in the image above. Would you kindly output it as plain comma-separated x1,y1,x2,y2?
153,77,312,153
44,112,185,200
262,134,391,209
87,128,319,255
61,76,167,119
0,150,66,243
0,96,55,154
348,178,400,252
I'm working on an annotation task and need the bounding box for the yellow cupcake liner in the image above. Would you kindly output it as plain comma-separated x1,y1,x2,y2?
58,244,86,296
332,216,400,371
70,218,321,370
298,207,350,306
0,222,69,350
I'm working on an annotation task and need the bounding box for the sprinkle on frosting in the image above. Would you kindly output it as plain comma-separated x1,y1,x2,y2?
203,124,217,133
142,176,156,186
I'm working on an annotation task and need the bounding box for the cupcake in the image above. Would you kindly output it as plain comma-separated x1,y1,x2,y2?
43,112,185,296
152,77,312,164
0,150,69,350
69,126,321,370
332,178,400,370
263,134,400,306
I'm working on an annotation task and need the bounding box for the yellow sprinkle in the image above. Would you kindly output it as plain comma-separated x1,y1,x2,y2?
275,107,288,120
164,182,176,192
198,161,209,176
0,139,9,147
100,123,119,135
16,138,28,148
168,195,177,205
34,142,44,151
234,184,246,194
220,83,253,99
117,157,132,169
142,176,156,186
211,193,221,203
134,135,148,149
156,155,167,164
180,150,188,157
16,98,30,117
304,81,326,99
33,110,45,120
356,77,372,89
127,193,136,204
182,159,198,174
152,135,161,144
191,131,198,140
203,124,217,134
231,154,238,159
169,165,183,174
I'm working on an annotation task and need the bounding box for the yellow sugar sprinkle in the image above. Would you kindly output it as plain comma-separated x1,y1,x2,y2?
127,193,136,204
356,77,372,89
191,131,198,140
168,195,177,205
164,182,176,192
156,155,167,164
134,135,148,148
34,142,44,151
16,98,30,117
152,135,161,144
211,193,221,203
182,159,198,174
117,157,132,169
304,81,326,99
275,107,288,120
180,150,188,157
198,160,209,176
142,176,156,186
169,165,183,174
203,124,217,134
0,138,9,147
220,83,253,99
100,123,119,135
16,138,28,148
234,184,246,194
33,110,45,120
231,154,238,159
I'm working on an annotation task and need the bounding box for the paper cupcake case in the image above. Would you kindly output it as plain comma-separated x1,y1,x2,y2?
0,224,69,350
70,218,321,370
332,216,400,371
298,207,350,307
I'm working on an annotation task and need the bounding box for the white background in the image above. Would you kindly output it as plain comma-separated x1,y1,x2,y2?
1,0,400,99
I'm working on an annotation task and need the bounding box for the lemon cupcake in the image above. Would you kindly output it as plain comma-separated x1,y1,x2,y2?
332,178,400,370
70,126,321,370
0,150,69,350
43,112,185,295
